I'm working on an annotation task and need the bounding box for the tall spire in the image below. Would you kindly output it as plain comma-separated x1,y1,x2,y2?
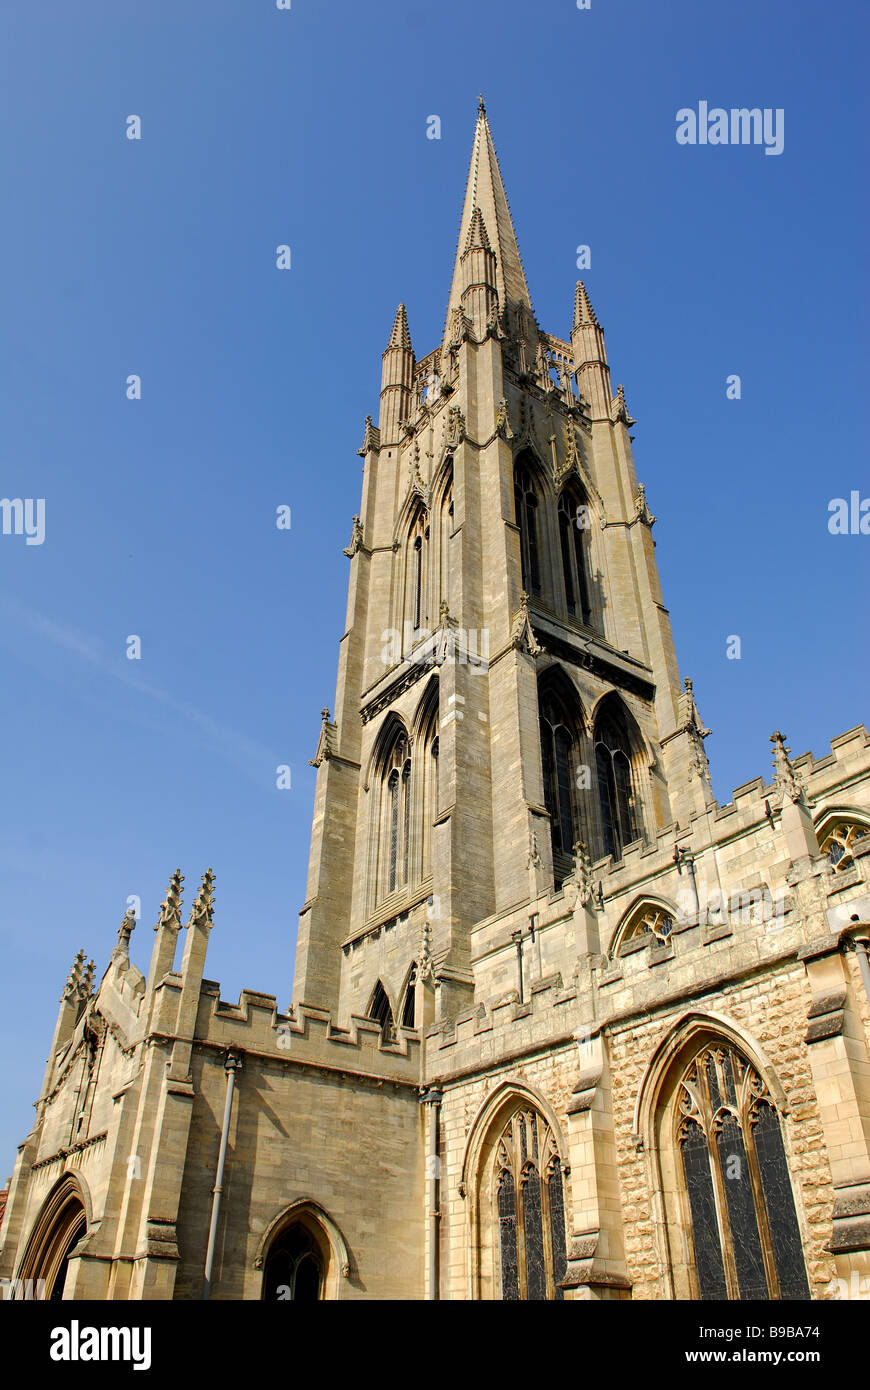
445,100,533,329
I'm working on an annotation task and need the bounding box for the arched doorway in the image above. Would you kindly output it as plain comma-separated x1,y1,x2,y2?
16,1173,88,1300
263,1223,324,1301
257,1202,350,1301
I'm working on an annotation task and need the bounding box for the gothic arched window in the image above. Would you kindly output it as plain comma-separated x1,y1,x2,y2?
493,1109,568,1301
439,472,454,613
414,681,439,883
538,676,588,889
675,1043,809,1301
514,460,542,598
557,488,592,626
817,818,870,873
594,702,642,860
377,730,412,902
367,979,395,1039
400,966,417,1029
405,510,428,638
615,902,675,957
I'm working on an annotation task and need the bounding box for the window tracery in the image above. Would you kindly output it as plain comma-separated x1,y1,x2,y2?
675,1043,809,1301
818,819,870,873
514,461,542,598
594,703,643,860
618,903,674,955
494,1109,568,1301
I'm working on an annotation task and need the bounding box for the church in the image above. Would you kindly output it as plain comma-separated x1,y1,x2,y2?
2,100,869,1302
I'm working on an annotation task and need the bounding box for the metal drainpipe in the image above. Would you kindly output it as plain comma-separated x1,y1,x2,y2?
203,1051,242,1300
422,1087,442,1300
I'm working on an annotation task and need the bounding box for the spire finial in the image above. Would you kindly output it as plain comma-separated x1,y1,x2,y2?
478,93,486,116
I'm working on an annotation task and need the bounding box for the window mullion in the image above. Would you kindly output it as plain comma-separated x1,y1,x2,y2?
743,1115,782,1299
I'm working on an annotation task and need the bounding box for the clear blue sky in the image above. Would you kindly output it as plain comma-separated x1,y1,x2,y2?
1,0,867,1172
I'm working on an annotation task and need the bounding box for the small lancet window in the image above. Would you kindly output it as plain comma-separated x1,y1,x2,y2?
538,677,588,890
367,979,395,1038
514,461,542,597
594,706,642,861
380,732,412,902
557,491,592,626
401,967,417,1029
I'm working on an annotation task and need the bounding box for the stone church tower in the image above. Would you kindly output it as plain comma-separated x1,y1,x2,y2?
2,102,870,1303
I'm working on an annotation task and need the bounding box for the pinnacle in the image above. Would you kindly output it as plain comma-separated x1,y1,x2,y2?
464,206,492,253
573,280,599,330
387,303,412,351
188,867,216,930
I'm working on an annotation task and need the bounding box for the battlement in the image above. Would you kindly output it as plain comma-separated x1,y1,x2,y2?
425,969,579,1080
715,724,870,824
188,983,422,1086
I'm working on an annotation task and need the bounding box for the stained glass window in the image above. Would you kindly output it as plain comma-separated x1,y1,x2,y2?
494,1109,568,1300
675,1044,809,1301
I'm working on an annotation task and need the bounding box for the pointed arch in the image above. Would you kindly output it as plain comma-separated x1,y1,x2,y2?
437,463,455,614
591,693,649,861
513,449,551,600
364,711,411,792
556,478,594,627
633,1012,809,1301
413,678,440,881
256,1199,350,1301
15,1171,90,1300
461,1081,570,1301
537,667,591,888
365,714,413,908
812,805,870,874
366,978,395,1037
399,960,418,1030
609,894,679,958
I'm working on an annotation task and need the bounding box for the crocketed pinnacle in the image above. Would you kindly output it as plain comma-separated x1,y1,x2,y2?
573,280,600,330
188,867,216,930
387,303,412,351
464,205,491,253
